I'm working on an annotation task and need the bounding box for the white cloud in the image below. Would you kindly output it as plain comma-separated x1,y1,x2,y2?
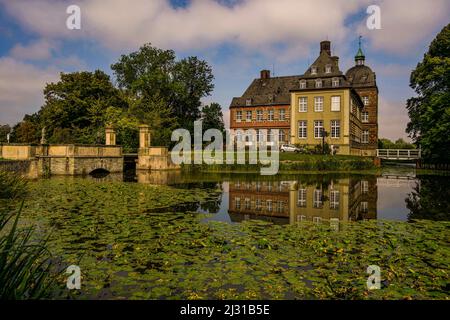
1,0,364,53
358,0,450,54
378,98,412,141
0,57,59,125
10,39,58,61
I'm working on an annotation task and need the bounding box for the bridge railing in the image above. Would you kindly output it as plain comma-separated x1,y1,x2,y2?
376,149,421,159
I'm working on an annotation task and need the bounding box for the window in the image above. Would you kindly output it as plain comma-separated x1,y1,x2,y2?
362,96,369,106
299,97,308,112
330,190,340,210
314,96,324,112
268,109,274,121
362,130,369,143
313,189,323,208
311,66,317,75
236,111,242,121
267,129,273,142
257,110,263,121
332,77,339,87
300,80,306,89
245,198,251,210
298,121,307,139
255,199,262,210
362,111,369,123
326,65,331,74
314,120,324,139
279,109,285,121
235,197,241,210
277,201,284,213
236,130,242,142
360,201,368,213
256,129,263,142
331,96,341,111
267,200,273,212
279,130,285,142
315,79,322,88
297,188,307,207
331,120,340,138
361,180,369,193
246,99,252,106
246,110,252,122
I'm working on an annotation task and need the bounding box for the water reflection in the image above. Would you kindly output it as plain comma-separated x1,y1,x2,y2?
85,169,450,223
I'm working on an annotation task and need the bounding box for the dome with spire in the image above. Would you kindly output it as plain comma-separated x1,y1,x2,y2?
346,37,376,88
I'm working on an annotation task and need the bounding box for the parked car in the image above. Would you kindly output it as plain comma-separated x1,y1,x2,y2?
280,144,304,153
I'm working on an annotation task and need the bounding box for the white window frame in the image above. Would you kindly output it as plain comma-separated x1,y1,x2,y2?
235,197,241,210
236,110,242,122
246,110,252,122
279,109,285,121
362,111,369,123
330,190,340,210
326,65,332,74
332,77,339,87
311,66,317,75
331,96,341,111
361,201,368,213
314,96,324,112
313,189,323,208
362,130,369,144
268,109,274,121
331,120,340,138
257,110,263,121
279,130,285,142
314,120,324,139
300,80,306,89
299,97,307,112
315,79,322,88
362,96,369,106
361,180,369,193
297,188,307,207
298,121,307,139
246,99,252,106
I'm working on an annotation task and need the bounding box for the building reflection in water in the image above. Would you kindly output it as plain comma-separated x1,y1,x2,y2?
229,177,377,225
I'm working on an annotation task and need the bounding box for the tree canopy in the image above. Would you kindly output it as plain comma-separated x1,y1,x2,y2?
8,43,216,151
406,23,450,163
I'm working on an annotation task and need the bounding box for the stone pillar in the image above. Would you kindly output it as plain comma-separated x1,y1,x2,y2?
105,126,116,146
139,125,151,148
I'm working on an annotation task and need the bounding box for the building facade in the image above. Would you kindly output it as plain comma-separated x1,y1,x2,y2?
229,40,378,156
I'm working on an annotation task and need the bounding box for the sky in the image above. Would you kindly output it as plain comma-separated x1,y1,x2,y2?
0,0,449,141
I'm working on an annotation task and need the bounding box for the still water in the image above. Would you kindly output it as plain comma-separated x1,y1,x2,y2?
95,167,450,224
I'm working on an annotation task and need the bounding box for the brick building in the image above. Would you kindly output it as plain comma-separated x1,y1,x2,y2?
229,39,378,156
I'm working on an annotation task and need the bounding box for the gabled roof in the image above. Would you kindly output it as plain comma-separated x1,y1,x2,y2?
230,75,301,107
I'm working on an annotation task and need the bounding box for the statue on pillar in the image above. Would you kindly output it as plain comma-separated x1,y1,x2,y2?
40,127,47,145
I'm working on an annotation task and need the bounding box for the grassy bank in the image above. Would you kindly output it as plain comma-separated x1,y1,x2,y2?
180,152,375,173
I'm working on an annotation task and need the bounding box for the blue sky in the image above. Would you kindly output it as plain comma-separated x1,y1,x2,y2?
0,0,449,140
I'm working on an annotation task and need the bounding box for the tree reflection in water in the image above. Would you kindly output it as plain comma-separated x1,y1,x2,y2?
406,175,450,221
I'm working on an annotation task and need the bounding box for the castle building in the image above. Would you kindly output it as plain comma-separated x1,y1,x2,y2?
229,40,378,156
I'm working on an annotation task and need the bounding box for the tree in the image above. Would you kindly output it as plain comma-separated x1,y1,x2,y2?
11,114,40,143
406,23,450,163
0,124,11,143
38,70,125,144
111,44,214,136
201,102,225,134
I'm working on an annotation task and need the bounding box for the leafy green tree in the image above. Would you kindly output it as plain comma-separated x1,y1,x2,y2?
11,114,40,144
111,44,214,136
38,70,125,144
201,102,225,134
406,23,450,163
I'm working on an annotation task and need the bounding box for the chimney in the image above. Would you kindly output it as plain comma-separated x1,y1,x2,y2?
332,56,339,67
320,40,331,55
260,69,271,79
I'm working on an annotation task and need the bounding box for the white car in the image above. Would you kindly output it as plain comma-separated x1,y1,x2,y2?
280,144,303,153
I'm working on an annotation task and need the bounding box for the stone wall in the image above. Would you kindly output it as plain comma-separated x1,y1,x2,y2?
137,147,180,171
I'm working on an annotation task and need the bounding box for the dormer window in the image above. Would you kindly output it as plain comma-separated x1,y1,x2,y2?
246,99,252,106
332,77,339,87
315,79,322,88
268,94,274,103
300,80,306,89
311,66,317,75
325,65,332,74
